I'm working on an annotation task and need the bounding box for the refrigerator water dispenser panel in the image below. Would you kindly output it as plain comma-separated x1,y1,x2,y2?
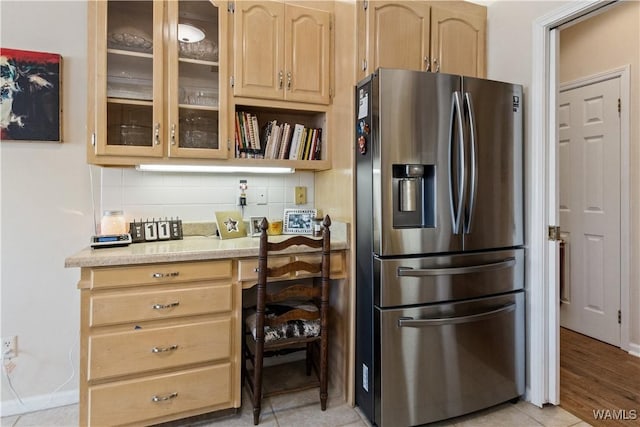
392,164,435,228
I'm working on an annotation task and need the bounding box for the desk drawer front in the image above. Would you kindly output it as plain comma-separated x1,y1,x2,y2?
89,260,232,289
88,319,231,381
89,284,232,327
88,364,231,426
237,256,291,282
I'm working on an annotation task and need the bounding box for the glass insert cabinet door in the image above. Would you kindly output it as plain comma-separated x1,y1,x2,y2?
97,0,162,157
94,0,227,159
168,0,226,158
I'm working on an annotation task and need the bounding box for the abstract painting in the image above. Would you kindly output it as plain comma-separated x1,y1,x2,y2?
0,48,62,142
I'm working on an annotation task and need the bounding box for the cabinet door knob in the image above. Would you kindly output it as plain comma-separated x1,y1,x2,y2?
171,123,176,145
278,70,284,89
424,56,430,72
287,71,292,90
433,58,440,73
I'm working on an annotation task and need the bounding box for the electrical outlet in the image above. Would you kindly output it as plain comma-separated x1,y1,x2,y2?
295,186,307,205
256,189,268,205
2,336,17,359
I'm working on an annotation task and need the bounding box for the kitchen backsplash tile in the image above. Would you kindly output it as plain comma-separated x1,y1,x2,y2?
100,168,315,224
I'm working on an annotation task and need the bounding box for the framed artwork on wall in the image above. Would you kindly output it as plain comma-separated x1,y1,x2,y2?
0,48,62,142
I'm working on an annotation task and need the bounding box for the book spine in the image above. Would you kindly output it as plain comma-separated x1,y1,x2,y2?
251,114,261,151
279,123,291,159
288,124,304,160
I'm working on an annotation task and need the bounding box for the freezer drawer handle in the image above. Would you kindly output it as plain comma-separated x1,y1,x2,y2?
397,257,516,277
397,303,516,327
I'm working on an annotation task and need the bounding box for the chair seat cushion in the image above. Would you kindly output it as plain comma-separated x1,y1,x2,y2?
246,302,320,343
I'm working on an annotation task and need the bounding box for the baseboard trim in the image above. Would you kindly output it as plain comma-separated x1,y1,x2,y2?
1,389,78,417
628,342,640,358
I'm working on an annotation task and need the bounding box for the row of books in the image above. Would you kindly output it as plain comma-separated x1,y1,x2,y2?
234,111,322,161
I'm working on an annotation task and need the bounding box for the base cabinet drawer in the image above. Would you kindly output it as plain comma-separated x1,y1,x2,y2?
88,363,232,426
87,260,232,289
88,318,231,381
89,283,233,326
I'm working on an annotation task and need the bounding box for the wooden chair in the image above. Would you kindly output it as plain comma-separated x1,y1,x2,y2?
243,215,331,425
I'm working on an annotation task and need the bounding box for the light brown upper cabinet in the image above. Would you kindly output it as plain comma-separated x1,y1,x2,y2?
233,1,332,105
87,0,229,165
430,3,486,77
357,1,486,80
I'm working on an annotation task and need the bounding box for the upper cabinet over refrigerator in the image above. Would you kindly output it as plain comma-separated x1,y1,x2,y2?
88,0,228,164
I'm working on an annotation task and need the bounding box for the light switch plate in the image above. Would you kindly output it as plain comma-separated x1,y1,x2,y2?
295,186,307,205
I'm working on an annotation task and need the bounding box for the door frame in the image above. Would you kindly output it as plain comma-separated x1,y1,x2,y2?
529,0,631,408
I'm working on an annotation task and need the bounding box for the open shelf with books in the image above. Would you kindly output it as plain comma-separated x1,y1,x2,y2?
232,104,330,171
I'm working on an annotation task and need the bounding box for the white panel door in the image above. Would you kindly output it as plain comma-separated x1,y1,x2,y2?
558,77,620,346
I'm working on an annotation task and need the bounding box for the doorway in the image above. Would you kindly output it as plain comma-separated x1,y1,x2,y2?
529,0,636,407
558,72,623,348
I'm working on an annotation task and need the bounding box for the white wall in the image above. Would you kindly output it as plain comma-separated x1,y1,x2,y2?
1,0,90,414
0,0,315,415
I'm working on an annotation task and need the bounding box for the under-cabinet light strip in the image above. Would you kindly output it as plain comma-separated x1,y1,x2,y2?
136,164,295,174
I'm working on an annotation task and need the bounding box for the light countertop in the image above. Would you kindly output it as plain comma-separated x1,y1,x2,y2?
65,222,349,268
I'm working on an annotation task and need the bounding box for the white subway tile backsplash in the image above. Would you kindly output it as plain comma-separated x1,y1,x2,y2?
100,167,314,225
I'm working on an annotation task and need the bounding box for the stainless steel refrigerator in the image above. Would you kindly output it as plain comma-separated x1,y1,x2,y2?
355,68,525,427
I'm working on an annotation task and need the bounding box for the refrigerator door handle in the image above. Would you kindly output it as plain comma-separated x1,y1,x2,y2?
449,91,465,234
397,257,516,277
397,303,516,327
464,91,478,234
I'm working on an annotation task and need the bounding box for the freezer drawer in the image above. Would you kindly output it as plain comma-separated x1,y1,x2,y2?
375,292,525,427
375,248,523,307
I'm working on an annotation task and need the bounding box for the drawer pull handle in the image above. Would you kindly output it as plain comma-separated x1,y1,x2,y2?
151,344,179,353
151,392,178,402
152,302,180,310
152,272,180,278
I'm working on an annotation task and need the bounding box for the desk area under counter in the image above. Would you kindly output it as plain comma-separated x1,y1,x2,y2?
65,223,350,427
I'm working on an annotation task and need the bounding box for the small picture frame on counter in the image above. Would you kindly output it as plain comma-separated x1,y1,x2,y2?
215,211,247,240
283,209,317,235
249,216,265,237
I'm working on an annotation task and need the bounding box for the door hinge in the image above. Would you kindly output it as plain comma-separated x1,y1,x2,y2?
230,76,234,88
362,59,367,72
91,132,96,147
227,138,231,151
228,2,234,13
618,310,621,324
548,225,561,241
618,98,621,115
329,87,333,98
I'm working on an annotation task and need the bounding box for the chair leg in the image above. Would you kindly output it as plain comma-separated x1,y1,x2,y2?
252,339,264,425
253,406,261,425
306,342,313,376
320,335,328,411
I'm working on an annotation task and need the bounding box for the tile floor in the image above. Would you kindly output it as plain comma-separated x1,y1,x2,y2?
0,390,591,427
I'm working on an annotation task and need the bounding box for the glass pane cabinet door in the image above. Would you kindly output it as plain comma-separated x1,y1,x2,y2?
98,0,164,157
168,0,227,159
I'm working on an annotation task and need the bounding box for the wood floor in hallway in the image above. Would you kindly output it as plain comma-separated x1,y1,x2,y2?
560,327,640,426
